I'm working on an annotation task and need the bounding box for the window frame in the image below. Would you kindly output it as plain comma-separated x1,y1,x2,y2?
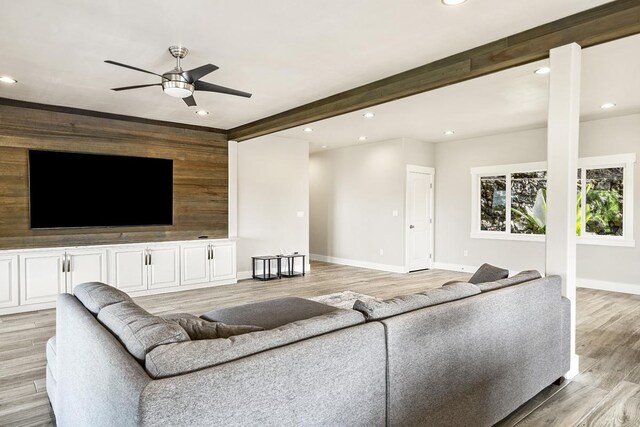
470,154,636,247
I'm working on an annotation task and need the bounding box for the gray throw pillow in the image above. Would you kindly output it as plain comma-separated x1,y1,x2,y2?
74,282,133,315
468,263,509,284
98,301,190,361
161,313,264,340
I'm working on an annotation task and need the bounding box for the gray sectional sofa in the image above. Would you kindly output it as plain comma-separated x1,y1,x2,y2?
47,271,570,426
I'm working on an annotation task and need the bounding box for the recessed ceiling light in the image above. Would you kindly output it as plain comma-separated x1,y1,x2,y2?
303,127,313,132
195,110,209,116
358,136,367,141
363,112,375,119
444,130,455,136
0,76,17,84
601,103,616,109
534,67,551,75
441,0,467,5
321,145,327,149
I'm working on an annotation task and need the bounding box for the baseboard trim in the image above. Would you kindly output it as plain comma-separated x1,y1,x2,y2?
432,262,479,274
577,279,640,295
310,254,405,274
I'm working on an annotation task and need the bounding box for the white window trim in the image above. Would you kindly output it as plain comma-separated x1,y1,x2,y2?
470,154,636,247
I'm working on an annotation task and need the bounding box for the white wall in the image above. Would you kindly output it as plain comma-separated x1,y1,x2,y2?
434,113,640,288
309,138,435,270
236,136,309,276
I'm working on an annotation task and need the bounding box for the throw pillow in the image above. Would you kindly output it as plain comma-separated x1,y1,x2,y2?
161,313,264,340
468,263,509,284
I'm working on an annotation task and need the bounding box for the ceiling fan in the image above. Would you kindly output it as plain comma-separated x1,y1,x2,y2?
105,46,252,106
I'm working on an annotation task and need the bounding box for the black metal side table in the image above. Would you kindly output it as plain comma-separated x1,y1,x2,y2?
280,254,306,277
252,256,281,281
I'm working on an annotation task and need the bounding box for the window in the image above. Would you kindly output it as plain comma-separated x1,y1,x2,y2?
471,154,635,246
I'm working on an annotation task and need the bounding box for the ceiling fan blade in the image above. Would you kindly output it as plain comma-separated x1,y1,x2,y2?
183,95,197,107
194,81,252,98
182,64,219,83
110,83,162,91
104,60,164,78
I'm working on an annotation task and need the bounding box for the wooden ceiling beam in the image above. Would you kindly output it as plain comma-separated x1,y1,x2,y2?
228,0,640,142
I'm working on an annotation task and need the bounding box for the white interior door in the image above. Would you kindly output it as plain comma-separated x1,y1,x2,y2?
406,170,433,272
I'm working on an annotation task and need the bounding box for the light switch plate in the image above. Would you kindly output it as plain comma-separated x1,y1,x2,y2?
296,211,305,218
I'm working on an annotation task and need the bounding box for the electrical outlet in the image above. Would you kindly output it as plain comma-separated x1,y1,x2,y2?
296,211,304,218
463,250,468,257
379,249,384,255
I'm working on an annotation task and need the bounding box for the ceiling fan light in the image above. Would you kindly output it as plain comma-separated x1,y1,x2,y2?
162,81,194,98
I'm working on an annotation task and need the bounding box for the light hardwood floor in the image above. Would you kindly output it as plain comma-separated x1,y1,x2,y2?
1,261,639,426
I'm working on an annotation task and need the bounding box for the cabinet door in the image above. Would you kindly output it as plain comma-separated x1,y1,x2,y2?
20,251,66,305
109,247,147,292
148,245,180,289
212,244,236,280
67,249,108,293
0,255,19,308
181,244,210,286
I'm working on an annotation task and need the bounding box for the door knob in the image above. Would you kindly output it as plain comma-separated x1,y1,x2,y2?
409,225,415,229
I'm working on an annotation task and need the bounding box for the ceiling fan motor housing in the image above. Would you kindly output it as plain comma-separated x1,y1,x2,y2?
162,72,194,98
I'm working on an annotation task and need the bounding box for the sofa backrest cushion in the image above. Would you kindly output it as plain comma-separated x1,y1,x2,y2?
468,263,509,284
98,301,190,362
145,309,365,379
74,282,133,315
477,270,542,292
353,283,481,321
160,313,264,340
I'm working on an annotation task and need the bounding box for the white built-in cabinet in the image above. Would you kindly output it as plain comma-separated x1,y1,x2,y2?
0,239,236,314
109,244,180,292
0,255,19,309
181,242,236,286
20,249,107,305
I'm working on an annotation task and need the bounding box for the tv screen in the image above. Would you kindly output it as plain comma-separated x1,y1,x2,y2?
29,150,173,229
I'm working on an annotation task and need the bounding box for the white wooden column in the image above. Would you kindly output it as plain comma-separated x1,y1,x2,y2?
546,43,581,378
228,140,239,238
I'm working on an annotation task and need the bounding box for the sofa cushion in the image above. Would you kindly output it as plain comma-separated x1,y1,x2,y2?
353,283,481,321
145,309,365,379
74,282,133,315
161,313,263,340
201,297,339,330
477,270,542,292
468,263,509,284
98,301,190,362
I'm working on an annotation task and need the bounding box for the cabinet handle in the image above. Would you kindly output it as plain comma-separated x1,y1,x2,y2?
148,251,152,265
62,254,66,273
67,256,71,273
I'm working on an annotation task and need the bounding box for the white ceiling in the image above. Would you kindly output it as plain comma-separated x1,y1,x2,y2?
277,33,640,153
0,0,611,129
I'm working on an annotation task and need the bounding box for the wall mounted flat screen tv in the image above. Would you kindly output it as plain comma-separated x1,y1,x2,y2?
29,150,173,229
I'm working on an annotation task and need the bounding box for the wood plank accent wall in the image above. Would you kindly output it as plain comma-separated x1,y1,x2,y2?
0,102,229,249
228,0,640,141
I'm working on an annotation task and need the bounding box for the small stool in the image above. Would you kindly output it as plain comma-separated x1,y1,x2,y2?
251,256,281,281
